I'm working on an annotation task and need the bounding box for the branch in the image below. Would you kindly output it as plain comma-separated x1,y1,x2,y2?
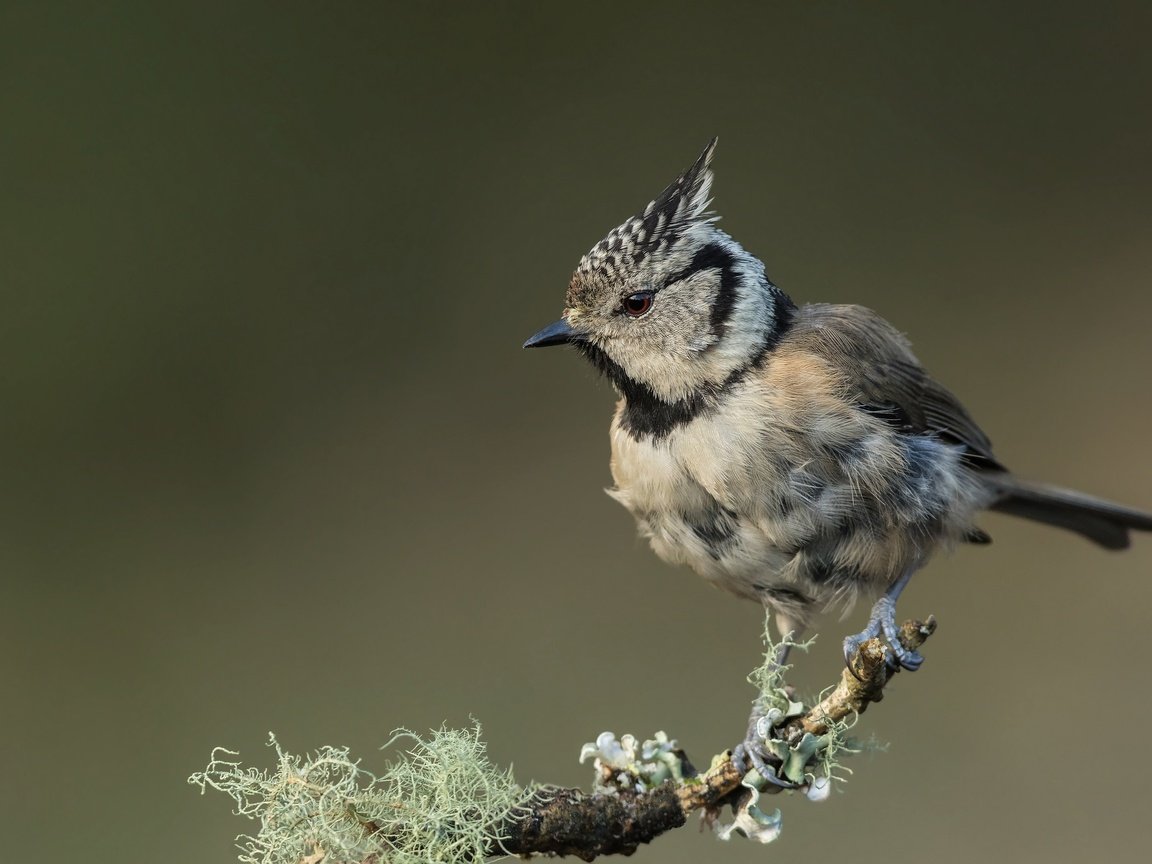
192,617,936,863
783,615,936,740
483,616,936,860
492,756,743,861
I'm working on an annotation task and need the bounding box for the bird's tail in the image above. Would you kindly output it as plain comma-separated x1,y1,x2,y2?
986,475,1152,550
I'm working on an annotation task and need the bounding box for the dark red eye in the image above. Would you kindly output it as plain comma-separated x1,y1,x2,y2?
623,291,654,318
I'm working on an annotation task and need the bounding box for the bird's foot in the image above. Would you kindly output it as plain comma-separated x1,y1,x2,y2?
731,706,800,789
842,596,923,672
732,738,799,790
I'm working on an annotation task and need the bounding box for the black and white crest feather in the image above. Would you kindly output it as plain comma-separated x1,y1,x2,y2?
576,138,718,282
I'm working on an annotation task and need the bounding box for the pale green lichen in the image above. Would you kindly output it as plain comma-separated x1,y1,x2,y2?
579,730,685,792
807,692,863,791
715,778,783,844
189,723,527,864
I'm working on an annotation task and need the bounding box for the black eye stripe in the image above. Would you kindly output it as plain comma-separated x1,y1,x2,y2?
663,242,737,289
662,242,741,337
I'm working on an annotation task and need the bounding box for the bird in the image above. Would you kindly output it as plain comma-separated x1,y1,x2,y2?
523,139,1152,778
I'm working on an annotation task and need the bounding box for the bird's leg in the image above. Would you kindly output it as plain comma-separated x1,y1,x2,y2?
733,614,803,785
842,565,923,671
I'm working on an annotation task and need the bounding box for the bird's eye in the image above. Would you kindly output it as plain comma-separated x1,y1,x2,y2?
622,291,654,318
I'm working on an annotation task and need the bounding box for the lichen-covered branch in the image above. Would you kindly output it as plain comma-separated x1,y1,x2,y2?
783,615,936,740
191,618,935,863
486,616,935,858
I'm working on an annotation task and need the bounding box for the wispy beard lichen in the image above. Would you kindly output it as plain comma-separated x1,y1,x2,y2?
189,723,528,864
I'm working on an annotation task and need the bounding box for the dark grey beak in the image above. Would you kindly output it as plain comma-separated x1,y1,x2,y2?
523,318,578,349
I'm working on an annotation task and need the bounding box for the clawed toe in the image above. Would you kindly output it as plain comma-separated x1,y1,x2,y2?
887,642,923,671
733,740,798,789
841,632,871,670
843,593,925,673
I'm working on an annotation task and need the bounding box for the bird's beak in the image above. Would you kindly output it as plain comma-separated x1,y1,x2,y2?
523,318,579,349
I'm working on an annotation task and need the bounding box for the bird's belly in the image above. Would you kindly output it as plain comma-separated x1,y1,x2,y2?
641,508,795,601
613,478,910,611
606,438,797,601
608,416,990,612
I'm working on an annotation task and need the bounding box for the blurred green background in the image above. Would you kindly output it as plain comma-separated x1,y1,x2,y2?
3,2,1151,861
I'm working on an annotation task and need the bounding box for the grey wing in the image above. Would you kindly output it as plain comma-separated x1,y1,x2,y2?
792,303,1004,470
788,305,1152,549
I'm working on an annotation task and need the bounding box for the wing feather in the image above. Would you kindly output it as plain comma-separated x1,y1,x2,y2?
787,304,1003,469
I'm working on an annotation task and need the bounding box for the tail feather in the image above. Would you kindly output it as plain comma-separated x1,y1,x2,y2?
987,476,1152,550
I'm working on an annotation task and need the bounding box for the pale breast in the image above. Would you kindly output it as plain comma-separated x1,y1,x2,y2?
606,386,830,602
608,417,790,601
605,350,992,617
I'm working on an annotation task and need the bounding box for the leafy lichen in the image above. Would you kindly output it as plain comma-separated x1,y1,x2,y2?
579,730,686,793
189,723,527,864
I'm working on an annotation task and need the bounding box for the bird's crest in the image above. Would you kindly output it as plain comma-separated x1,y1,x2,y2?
573,139,718,290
